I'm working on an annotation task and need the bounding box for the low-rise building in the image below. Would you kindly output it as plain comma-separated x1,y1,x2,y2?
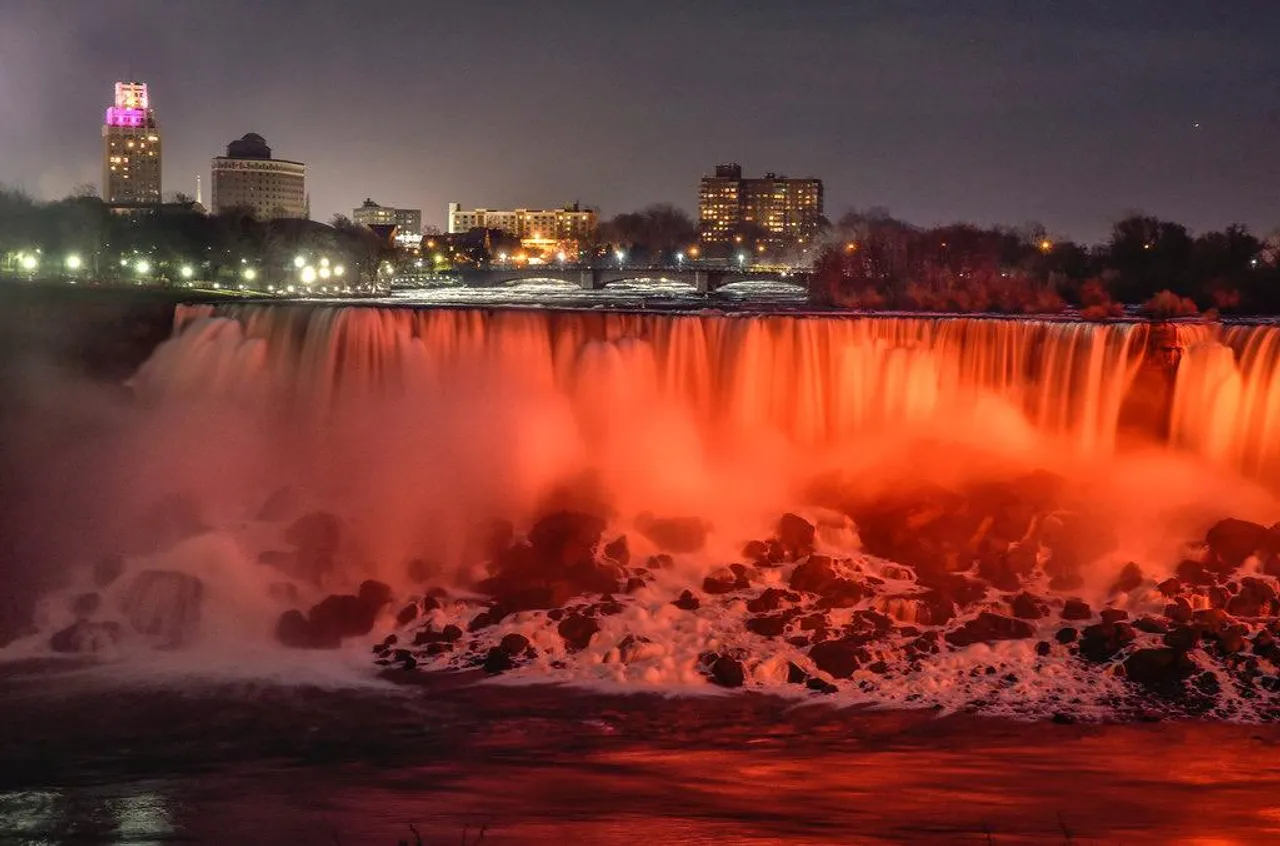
447,202,597,254
353,199,422,248
211,133,307,220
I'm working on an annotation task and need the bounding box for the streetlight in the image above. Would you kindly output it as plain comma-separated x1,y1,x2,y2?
293,255,306,269
334,265,345,277
65,254,82,271
19,253,38,272
243,267,257,282
676,251,685,268
615,249,625,268
319,266,331,279
301,266,318,284
135,259,151,275
557,250,567,265
737,252,747,268
180,265,194,280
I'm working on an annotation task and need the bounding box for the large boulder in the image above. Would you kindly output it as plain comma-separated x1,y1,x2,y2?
119,569,205,647
528,511,605,571
557,612,599,652
1205,518,1277,573
636,514,709,554
809,640,864,679
1226,577,1278,618
1123,647,1197,691
944,612,1035,647
776,513,816,559
50,620,122,654
276,579,392,649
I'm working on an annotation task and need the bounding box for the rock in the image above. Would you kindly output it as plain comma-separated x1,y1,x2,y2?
742,539,771,564
806,677,838,694
1133,616,1169,634
646,553,674,570
1100,609,1129,624
915,590,956,625
557,613,599,652
308,595,377,642
256,486,299,521
786,661,808,684
441,624,463,642
703,568,744,595
92,555,125,588
71,592,101,618
1157,577,1183,597
977,544,1038,592
1176,559,1215,586
710,655,745,688
624,576,646,594
672,590,700,611
483,647,515,674
50,620,121,653
1078,621,1136,662
747,588,799,614
1123,647,1196,690
120,570,204,647
1055,627,1078,644
777,513,816,559
789,556,866,607
746,615,788,638
603,535,630,566
1205,518,1277,573
1010,592,1048,620
395,603,420,628
358,580,393,610
1035,640,1052,656
1110,562,1144,594
1163,625,1200,652
1048,571,1084,592
1166,599,1193,624
530,511,606,570
1226,577,1278,618
275,609,337,649
636,514,708,554
1061,598,1092,621
809,640,863,679
500,633,530,655
944,612,1035,647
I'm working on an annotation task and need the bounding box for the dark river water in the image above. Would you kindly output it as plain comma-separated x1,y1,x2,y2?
2,660,1279,845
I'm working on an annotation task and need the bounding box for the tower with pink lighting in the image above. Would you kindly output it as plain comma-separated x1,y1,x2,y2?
102,81,161,204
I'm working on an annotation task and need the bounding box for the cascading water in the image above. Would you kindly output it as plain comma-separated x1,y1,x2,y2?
17,303,1280,720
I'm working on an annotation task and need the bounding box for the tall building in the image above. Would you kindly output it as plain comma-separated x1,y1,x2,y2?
447,202,597,248
102,82,162,204
353,199,422,247
698,163,823,245
210,133,307,220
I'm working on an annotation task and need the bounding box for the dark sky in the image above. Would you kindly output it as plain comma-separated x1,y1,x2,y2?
1,0,1277,243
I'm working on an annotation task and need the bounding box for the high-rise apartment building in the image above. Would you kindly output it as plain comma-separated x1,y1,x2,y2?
102,82,162,204
353,199,422,247
698,163,823,245
211,133,307,220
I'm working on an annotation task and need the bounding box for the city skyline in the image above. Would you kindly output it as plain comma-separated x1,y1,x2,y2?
1,1,1278,242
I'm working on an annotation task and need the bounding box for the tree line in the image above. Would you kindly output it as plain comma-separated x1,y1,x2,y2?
811,210,1279,316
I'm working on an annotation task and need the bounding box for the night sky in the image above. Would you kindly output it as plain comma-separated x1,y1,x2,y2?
1,0,1277,243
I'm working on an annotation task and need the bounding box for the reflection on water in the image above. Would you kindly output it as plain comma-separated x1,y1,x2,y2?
2,670,1279,844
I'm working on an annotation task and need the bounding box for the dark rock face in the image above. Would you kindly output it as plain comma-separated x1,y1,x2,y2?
1205,518,1277,573
483,647,515,674
276,579,392,649
809,640,863,678
710,655,745,688
1078,621,1136,662
945,612,1035,647
637,514,708,554
1061,598,1093,621
603,535,630,566
776,514,816,559
745,615,789,637
747,588,800,614
120,569,204,647
476,512,622,611
557,613,599,652
1111,562,1144,594
672,590,700,611
1124,647,1197,691
703,568,745,595
50,620,121,653
1010,592,1048,620
1226,577,1278,618
788,557,865,607
499,633,530,655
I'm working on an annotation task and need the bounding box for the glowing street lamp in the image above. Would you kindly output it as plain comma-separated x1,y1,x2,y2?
293,255,306,269
301,266,317,284
180,265,194,280
333,265,345,277
243,267,258,282
557,251,567,265
737,252,747,268
19,253,38,272
65,254,82,271
319,266,331,279
615,249,625,268
135,259,151,275
497,251,508,264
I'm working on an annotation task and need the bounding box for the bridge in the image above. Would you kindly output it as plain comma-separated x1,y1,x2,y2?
430,265,811,295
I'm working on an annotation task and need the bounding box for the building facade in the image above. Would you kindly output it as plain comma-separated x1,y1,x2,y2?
353,199,422,247
447,202,597,245
698,163,823,245
211,133,307,220
102,82,162,204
